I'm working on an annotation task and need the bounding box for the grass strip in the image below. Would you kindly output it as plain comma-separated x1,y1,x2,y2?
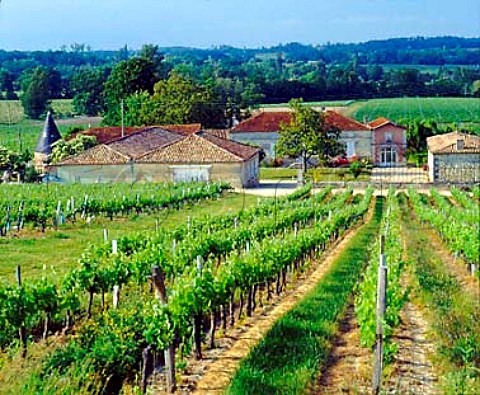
399,193,480,394
227,197,384,395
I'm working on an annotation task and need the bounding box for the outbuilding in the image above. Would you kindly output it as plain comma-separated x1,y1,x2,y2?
427,131,480,183
48,127,260,188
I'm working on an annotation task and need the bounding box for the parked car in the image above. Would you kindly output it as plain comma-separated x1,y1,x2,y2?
329,156,350,167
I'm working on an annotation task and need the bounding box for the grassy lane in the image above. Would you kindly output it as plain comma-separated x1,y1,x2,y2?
227,197,383,395
399,194,480,394
0,193,257,282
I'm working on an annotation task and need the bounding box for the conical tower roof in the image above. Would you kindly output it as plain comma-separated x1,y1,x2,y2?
35,111,62,154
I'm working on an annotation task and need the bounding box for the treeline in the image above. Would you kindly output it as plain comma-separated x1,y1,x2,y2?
1,37,479,123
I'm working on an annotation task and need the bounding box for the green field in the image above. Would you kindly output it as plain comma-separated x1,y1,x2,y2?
0,100,100,152
260,100,354,109
345,97,480,127
260,97,480,132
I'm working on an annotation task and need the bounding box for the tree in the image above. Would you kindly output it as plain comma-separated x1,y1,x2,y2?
71,68,109,115
50,135,97,163
102,56,157,125
277,99,344,172
20,67,51,119
406,119,437,154
0,68,16,99
122,72,226,128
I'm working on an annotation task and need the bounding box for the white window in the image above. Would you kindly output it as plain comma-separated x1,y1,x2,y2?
381,146,397,164
385,133,393,143
346,141,356,158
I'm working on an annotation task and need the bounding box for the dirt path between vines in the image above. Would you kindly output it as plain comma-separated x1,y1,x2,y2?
310,302,372,394
420,224,479,298
385,296,439,395
170,206,375,395
380,204,440,394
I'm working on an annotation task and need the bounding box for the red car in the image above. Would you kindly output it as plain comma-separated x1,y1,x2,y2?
330,157,350,167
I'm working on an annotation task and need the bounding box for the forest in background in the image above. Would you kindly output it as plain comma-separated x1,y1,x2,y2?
0,36,479,121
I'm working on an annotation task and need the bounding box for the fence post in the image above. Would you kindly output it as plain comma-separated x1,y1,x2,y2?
373,236,387,394
111,239,118,255
151,266,176,393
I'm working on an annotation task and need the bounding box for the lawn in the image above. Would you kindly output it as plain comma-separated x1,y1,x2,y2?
0,100,100,152
0,192,258,283
260,167,371,182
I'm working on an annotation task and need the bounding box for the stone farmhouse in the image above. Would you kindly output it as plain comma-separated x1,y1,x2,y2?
230,110,407,166
427,131,480,183
48,127,260,188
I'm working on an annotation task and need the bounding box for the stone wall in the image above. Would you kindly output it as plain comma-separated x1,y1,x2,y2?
431,152,480,183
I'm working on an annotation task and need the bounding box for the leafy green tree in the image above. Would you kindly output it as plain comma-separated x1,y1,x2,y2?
20,67,51,119
0,68,16,99
102,56,157,125
71,68,109,115
50,135,97,163
139,44,169,80
123,72,225,127
277,99,344,172
407,119,437,154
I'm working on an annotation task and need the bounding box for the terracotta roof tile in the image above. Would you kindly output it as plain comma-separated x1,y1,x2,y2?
56,127,259,166
139,134,247,163
368,117,392,129
107,128,183,158
72,124,203,143
427,131,480,154
231,110,369,133
203,129,230,139
199,132,259,161
231,111,292,133
58,144,130,165
324,111,370,131
71,127,143,144
160,124,202,136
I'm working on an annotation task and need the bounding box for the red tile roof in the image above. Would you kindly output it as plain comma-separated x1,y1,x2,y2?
56,127,259,166
231,111,293,133
71,124,202,143
324,110,370,131
231,110,369,133
160,124,202,136
107,128,184,159
368,117,405,130
368,117,391,129
199,132,259,161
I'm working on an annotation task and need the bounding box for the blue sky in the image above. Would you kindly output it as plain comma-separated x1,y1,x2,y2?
0,0,478,50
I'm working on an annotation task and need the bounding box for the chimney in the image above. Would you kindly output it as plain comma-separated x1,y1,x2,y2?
363,116,369,125
456,139,465,151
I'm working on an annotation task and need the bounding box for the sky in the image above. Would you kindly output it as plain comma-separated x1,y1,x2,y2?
0,0,478,51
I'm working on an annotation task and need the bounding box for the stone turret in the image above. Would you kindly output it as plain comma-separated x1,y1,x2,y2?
34,112,62,173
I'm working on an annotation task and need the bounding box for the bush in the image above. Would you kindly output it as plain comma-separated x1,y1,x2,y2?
349,160,364,179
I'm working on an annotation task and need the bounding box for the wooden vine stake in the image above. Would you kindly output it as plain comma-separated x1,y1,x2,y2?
151,266,176,393
16,265,27,357
193,256,203,360
372,235,387,395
